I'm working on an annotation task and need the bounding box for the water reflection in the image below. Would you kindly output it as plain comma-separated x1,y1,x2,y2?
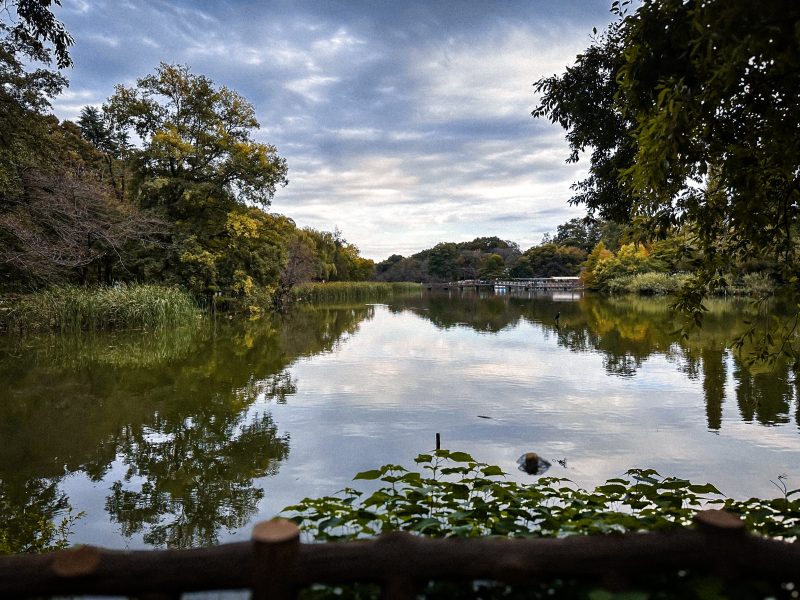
107,411,288,547
1,294,799,552
390,292,799,431
0,304,374,550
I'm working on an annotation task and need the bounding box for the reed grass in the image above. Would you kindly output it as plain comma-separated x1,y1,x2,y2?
289,281,422,303
1,284,201,333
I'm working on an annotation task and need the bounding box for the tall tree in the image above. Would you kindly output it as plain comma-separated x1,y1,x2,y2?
106,63,288,213
534,0,800,356
104,64,290,298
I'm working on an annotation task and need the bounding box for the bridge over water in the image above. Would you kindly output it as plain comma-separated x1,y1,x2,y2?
425,277,582,291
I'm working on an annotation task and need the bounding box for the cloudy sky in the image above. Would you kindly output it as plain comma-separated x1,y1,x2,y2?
52,0,616,260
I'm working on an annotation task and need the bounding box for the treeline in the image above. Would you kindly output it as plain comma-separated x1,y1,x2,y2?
373,214,777,298
0,7,373,309
374,220,621,283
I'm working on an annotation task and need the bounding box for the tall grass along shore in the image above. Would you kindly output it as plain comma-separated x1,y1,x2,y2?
0,284,201,333
288,282,422,303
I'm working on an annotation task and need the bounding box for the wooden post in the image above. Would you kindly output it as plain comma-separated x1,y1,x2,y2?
51,546,101,579
435,433,441,450
694,509,746,578
251,519,301,600
694,509,745,534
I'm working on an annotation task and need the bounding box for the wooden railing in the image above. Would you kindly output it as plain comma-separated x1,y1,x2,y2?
1,510,798,599
425,278,583,290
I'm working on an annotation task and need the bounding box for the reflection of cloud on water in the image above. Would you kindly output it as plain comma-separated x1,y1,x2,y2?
260,300,800,525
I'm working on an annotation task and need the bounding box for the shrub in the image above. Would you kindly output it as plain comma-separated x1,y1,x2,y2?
605,272,692,295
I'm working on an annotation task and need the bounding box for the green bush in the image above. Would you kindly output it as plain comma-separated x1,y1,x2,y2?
605,272,692,295
738,272,775,296
1,284,201,333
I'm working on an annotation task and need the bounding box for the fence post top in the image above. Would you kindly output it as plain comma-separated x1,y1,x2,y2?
252,518,301,544
51,545,102,578
694,509,745,533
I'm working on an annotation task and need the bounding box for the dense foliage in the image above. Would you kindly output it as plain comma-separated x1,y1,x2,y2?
0,6,374,309
533,0,800,357
285,450,800,598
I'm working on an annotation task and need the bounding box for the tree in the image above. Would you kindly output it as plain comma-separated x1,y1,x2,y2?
106,63,288,212
103,64,290,298
478,253,506,279
613,0,800,266
279,231,318,293
1,0,73,68
580,241,614,289
0,0,71,196
512,244,587,278
553,218,601,253
427,243,459,281
0,162,162,285
532,22,635,223
534,0,800,356
0,18,67,201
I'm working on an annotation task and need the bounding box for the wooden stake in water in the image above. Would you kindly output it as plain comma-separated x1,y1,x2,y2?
435,433,440,450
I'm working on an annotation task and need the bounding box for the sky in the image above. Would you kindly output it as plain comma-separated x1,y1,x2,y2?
51,0,617,261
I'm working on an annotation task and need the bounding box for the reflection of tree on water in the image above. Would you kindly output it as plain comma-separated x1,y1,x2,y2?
401,292,800,432
734,364,792,427
0,477,70,554
107,412,289,548
702,349,727,431
389,293,521,333
0,304,373,548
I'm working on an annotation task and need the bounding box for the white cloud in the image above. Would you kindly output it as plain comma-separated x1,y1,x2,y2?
54,2,607,261
410,25,592,123
284,75,340,102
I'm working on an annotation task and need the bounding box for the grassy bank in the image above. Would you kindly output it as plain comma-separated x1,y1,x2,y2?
0,284,201,333
288,281,422,303
603,271,776,297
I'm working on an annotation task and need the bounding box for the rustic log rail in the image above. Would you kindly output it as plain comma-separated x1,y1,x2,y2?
1,510,798,599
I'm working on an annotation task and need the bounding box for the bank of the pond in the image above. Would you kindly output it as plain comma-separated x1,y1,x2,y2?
599,271,775,296
0,284,201,333
287,281,422,303
0,281,423,333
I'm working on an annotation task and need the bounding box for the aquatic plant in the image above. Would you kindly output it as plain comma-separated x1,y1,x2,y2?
284,450,800,598
288,282,422,304
1,284,201,333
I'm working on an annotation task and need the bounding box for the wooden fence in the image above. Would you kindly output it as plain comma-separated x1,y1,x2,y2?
1,510,798,599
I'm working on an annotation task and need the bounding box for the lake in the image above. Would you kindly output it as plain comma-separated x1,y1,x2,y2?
1,291,799,551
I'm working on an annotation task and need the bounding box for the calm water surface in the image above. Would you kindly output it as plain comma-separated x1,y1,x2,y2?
2,291,800,551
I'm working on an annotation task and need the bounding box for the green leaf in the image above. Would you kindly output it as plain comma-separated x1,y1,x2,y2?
596,484,627,495
447,451,475,463
481,465,505,477
411,518,441,533
688,483,722,495
353,469,383,480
